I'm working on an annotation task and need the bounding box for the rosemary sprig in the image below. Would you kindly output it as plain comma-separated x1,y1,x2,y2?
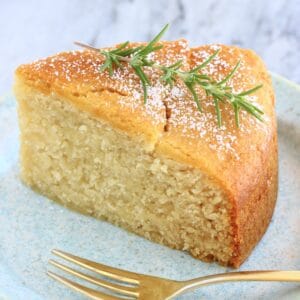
159,52,263,126
75,25,264,127
98,24,168,103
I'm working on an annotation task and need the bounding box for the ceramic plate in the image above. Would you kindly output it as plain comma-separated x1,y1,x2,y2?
0,74,299,300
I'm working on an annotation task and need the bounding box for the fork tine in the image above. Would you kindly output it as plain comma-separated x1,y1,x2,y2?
52,249,140,284
47,271,119,300
49,259,138,297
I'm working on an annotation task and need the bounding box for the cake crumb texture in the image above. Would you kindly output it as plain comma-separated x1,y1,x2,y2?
16,85,234,265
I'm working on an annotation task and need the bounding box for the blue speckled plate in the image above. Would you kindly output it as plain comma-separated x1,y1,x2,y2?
0,74,299,300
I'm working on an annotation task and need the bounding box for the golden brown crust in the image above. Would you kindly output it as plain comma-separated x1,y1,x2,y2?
15,40,278,267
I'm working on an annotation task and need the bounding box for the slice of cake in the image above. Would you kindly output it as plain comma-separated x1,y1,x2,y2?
14,38,277,267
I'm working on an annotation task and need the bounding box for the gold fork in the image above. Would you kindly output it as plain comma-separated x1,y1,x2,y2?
48,249,300,300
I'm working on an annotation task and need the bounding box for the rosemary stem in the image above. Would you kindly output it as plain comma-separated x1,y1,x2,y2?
74,41,99,52
114,56,131,63
74,42,166,66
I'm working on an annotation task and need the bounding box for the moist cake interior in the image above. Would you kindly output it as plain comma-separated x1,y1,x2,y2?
16,81,234,265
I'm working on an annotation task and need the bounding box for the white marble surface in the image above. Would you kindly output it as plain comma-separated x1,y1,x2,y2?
0,0,299,93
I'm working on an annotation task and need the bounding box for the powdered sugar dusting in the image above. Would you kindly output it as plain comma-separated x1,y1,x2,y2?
165,44,269,160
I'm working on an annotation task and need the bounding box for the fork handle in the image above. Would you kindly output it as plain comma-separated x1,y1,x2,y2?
175,271,300,297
